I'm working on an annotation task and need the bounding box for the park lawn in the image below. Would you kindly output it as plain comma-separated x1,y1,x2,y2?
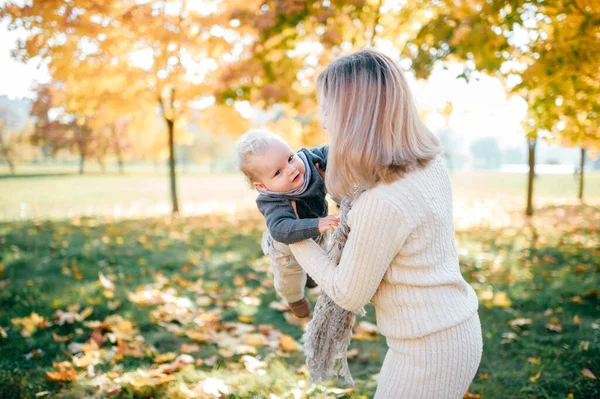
0,206,599,398
1,170,600,220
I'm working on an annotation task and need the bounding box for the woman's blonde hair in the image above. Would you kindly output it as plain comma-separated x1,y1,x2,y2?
317,48,442,199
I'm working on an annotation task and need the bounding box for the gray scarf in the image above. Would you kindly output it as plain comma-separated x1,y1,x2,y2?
259,151,312,197
304,188,366,386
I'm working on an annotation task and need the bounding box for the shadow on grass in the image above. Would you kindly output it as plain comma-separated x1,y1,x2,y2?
0,204,598,398
0,172,77,179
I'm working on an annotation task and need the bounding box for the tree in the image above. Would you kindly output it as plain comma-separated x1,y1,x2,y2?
0,102,19,174
403,0,600,215
221,0,433,135
2,0,237,214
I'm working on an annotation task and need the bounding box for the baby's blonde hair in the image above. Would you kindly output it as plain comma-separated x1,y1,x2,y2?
235,129,287,184
317,48,442,199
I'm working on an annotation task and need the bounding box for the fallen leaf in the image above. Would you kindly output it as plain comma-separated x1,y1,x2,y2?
12,312,50,336
238,315,254,323
52,331,72,343
492,291,512,307
353,321,379,340
479,373,490,380
279,333,298,352
179,343,201,353
46,361,78,382
527,357,541,365
154,352,177,363
346,348,360,359
244,333,268,347
98,272,115,291
501,332,519,344
233,274,245,287
582,368,597,380
509,318,532,331
569,296,584,304
196,296,213,307
573,315,581,325
529,371,541,383
545,323,563,333
463,390,481,399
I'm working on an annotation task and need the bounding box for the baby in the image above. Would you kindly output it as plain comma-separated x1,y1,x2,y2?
235,129,339,317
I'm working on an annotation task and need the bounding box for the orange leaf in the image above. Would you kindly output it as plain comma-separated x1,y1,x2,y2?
46,362,77,382
279,333,298,352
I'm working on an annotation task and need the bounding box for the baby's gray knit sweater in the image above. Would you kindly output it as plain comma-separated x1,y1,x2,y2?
256,145,328,244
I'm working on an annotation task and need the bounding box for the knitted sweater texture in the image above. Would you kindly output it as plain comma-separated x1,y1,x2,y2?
289,157,479,340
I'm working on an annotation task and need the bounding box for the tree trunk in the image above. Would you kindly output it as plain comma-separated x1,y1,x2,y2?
98,157,106,173
0,135,15,174
579,147,586,202
112,125,125,175
79,152,86,174
526,138,536,216
368,0,384,46
166,118,179,215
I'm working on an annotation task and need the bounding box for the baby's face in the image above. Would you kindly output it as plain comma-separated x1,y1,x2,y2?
250,141,306,193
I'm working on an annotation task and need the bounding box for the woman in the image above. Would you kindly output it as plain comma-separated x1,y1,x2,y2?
289,49,482,398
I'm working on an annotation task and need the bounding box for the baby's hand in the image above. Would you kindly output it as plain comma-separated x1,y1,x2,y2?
315,163,326,180
318,215,340,234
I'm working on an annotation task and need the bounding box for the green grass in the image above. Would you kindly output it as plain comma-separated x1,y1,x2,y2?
1,205,599,398
1,169,599,220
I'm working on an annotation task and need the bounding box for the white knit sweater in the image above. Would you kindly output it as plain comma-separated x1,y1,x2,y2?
289,157,479,340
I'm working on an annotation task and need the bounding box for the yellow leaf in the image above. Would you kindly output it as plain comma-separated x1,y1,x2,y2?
52,331,72,343
527,357,541,365
243,333,268,347
279,333,298,352
185,330,213,343
12,312,50,336
569,296,584,304
529,371,541,383
80,307,93,320
154,352,177,363
573,315,581,324
238,315,254,323
492,291,512,307
72,352,96,368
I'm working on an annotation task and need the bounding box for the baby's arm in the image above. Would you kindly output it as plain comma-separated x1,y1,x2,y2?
258,199,337,244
